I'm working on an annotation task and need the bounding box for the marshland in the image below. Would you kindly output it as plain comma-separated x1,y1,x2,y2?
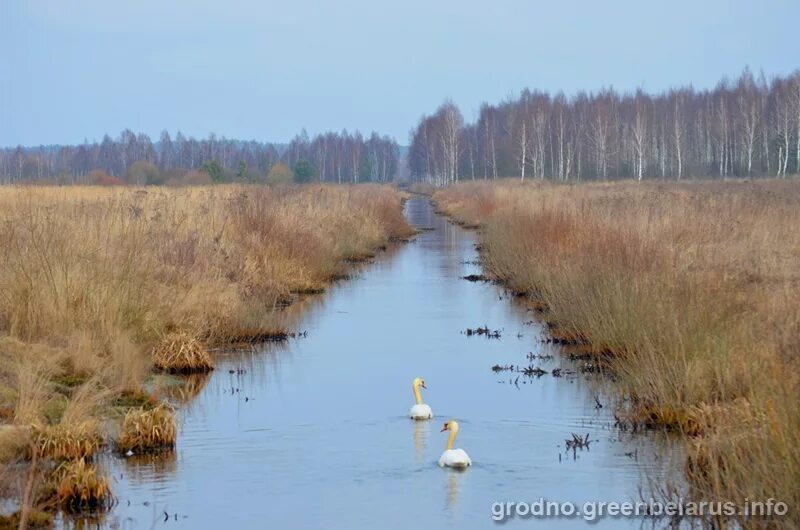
4,2,800,528
433,179,800,527
71,196,680,528
3,181,796,529
0,184,413,525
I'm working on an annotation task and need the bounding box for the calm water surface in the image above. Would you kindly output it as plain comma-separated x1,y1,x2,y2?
88,198,681,529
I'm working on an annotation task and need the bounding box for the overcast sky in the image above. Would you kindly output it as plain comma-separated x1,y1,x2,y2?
2,0,799,147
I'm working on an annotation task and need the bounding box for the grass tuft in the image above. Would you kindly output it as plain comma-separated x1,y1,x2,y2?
151,332,213,373
117,404,177,453
54,458,113,512
35,421,103,462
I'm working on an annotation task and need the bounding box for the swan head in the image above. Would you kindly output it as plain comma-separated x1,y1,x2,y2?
412,377,427,390
440,420,459,433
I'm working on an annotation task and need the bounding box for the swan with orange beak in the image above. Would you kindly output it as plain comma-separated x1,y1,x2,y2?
409,377,433,420
438,420,472,468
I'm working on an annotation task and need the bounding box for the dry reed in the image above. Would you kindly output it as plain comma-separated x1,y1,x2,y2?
34,381,109,461
0,183,409,411
0,183,410,518
435,178,800,529
151,332,213,373
54,458,112,512
35,422,103,462
116,404,177,453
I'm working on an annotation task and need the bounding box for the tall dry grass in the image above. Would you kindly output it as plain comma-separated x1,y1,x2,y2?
0,183,411,515
0,184,410,352
435,178,800,528
0,184,410,387
116,404,176,453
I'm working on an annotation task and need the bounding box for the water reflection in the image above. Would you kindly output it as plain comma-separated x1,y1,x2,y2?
412,420,428,464
62,512,108,530
117,451,177,484
92,198,682,530
153,372,211,404
444,470,463,512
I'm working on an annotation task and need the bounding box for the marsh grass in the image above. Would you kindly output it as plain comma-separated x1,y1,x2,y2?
151,332,213,373
0,183,409,402
435,178,800,528
116,404,177,453
0,185,409,384
0,184,411,517
34,381,109,461
35,423,102,462
54,458,112,512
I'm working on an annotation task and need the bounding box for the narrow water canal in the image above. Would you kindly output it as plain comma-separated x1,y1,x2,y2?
92,197,678,529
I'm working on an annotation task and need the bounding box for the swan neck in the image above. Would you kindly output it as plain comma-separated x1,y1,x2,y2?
446,429,457,451
413,384,422,405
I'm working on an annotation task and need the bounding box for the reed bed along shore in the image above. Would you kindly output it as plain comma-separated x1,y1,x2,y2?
0,183,412,521
434,178,800,529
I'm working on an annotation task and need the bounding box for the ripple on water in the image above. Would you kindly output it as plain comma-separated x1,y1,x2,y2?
92,198,683,530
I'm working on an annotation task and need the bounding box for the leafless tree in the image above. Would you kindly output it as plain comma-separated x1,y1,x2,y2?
409,68,800,183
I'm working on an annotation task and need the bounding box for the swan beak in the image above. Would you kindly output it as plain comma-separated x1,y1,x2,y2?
440,423,449,432
420,382,427,389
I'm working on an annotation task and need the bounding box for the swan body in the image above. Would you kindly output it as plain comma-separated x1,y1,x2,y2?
409,377,433,420
409,403,433,420
439,420,472,468
438,448,472,468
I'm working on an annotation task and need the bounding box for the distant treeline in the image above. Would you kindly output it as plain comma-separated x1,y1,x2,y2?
0,129,400,185
409,69,800,184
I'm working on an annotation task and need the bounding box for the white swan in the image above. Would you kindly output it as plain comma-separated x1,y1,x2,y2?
438,420,472,468
408,377,433,420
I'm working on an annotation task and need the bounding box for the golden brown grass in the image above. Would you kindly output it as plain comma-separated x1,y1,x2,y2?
151,332,213,373
435,178,800,529
35,422,103,462
0,183,411,516
0,183,409,401
116,404,177,453
54,458,112,512
0,184,410,358
34,380,109,461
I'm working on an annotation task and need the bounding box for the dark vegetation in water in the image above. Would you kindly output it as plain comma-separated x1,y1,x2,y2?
521,366,548,377
462,326,501,339
564,433,594,451
461,274,490,282
224,329,307,345
491,363,575,379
